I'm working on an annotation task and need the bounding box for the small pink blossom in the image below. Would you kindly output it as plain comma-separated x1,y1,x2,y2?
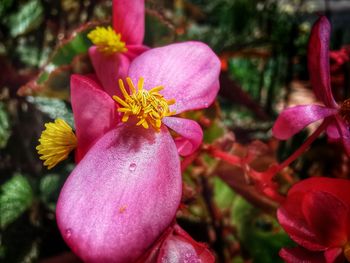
272,16,350,155
89,0,148,96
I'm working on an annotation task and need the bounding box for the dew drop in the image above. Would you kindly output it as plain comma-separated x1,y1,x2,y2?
65,228,72,239
204,102,209,108
129,163,137,171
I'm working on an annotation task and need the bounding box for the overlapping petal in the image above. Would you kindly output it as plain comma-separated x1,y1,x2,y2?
302,191,349,247
124,45,149,60
278,177,350,262
288,177,350,205
272,105,337,140
167,224,215,263
56,124,182,262
326,119,341,140
112,0,145,45
324,248,344,263
163,117,203,156
128,41,221,114
88,47,130,96
137,224,215,263
277,193,327,251
70,75,119,162
308,16,337,108
280,247,326,263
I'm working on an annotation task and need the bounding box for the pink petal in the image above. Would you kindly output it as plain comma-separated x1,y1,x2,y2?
56,124,182,262
159,237,202,263
88,46,130,97
70,75,119,162
171,224,215,263
302,191,348,247
125,45,149,60
112,0,144,45
308,16,337,108
136,224,214,263
163,117,203,156
272,104,336,140
280,247,326,263
326,119,340,140
128,42,221,114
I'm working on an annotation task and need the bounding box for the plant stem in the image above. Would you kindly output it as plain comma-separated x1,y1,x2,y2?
266,120,329,176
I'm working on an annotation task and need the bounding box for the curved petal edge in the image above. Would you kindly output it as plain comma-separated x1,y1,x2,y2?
163,117,203,156
56,124,182,262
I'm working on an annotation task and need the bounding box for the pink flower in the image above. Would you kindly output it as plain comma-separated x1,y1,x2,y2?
56,42,220,262
272,16,350,155
88,0,148,96
277,177,350,263
136,223,215,263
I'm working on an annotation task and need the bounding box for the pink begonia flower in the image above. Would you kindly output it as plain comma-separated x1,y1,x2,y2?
277,177,350,263
272,16,350,155
88,0,148,96
56,41,220,262
136,223,215,263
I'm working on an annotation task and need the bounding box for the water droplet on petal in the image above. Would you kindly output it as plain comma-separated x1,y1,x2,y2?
129,163,137,171
65,228,72,239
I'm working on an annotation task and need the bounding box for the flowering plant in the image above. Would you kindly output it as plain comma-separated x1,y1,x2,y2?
47,42,220,262
4,1,350,263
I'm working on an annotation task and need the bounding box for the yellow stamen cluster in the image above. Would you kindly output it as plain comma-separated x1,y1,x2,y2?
36,119,77,169
87,26,127,55
113,77,176,131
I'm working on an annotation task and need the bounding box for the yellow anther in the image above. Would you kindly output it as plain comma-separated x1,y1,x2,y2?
36,119,77,169
113,77,176,131
87,26,127,55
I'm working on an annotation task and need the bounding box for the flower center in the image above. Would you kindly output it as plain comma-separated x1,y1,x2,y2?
36,118,77,169
113,77,176,131
87,26,127,55
339,99,350,124
344,242,350,262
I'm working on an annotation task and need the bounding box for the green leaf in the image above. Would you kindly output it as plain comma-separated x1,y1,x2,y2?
40,174,64,211
213,177,236,209
232,197,293,263
51,33,91,66
0,0,14,18
7,0,44,37
203,120,224,143
0,102,10,149
0,174,33,229
19,27,94,99
26,96,74,127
